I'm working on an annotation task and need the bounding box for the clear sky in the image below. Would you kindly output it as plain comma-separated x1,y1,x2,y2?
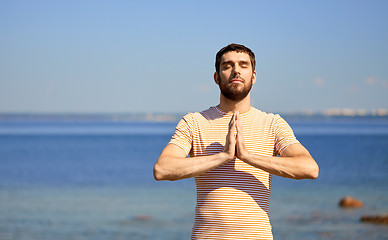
1,0,387,114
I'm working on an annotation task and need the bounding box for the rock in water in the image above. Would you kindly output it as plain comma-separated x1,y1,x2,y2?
134,215,152,221
361,214,388,224
338,196,364,208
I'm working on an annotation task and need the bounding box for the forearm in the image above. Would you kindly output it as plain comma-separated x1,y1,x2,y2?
239,152,319,180
232,111,319,180
154,151,231,181
155,116,237,182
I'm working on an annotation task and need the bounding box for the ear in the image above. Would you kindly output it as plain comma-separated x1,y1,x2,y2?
214,72,220,85
252,70,257,84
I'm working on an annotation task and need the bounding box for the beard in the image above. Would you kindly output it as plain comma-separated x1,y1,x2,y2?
218,75,254,101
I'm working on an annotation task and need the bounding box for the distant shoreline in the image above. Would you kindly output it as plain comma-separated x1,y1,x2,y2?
0,110,388,123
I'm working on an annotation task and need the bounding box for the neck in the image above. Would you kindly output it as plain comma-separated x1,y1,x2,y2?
217,93,252,113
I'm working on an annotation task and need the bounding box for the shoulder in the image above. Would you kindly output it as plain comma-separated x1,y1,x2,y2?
179,107,215,127
249,108,294,131
183,106,218,121
250,107,279,124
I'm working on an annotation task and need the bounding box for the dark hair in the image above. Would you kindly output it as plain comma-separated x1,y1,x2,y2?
215,43,256,72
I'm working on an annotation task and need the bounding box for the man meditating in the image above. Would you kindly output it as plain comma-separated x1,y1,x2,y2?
154,43,319,239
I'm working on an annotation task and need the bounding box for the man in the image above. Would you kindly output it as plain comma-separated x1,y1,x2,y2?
153,43,319,239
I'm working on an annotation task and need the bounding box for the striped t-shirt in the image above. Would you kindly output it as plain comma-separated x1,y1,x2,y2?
169,106,299,239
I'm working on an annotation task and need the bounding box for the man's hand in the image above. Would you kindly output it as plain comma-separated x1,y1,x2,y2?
223,112,237,160
224,111,250,161
234,112,250,160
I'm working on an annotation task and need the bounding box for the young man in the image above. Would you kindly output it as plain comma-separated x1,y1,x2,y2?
154,43,319,239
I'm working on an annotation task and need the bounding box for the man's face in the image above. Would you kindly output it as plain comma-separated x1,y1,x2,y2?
215,51,256,101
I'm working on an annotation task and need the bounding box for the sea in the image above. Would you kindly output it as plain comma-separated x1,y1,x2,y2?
0,114,387,240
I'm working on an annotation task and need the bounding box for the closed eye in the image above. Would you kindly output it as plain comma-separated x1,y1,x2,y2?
239,61,250,68
221,61,233,70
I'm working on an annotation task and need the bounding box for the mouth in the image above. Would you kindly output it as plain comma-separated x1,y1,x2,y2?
230,78,244,84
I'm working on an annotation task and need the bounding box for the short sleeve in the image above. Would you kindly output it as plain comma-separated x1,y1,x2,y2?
273,115,299,156
169,114,194,156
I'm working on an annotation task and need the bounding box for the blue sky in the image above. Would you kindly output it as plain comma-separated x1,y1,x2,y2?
1,0,387,114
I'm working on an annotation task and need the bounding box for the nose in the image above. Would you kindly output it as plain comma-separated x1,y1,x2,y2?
233,65,241,76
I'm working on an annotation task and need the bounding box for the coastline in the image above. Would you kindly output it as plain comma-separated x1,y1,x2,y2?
0,110,388,123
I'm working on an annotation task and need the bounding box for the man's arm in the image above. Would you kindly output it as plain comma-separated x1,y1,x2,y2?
153,144,230,181
153,114,237,181
235,112,319,180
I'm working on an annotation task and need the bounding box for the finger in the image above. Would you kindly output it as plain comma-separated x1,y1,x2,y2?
235,112,242,133
228,114,235,135
229,113,235,128
235,113,245,144
234,112,239,138
226,114,236,147
224,114,236,157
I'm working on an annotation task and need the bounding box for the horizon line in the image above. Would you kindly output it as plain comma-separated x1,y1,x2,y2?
0,108,388,122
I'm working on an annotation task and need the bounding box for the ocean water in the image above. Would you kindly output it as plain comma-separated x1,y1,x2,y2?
0,116,387,239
